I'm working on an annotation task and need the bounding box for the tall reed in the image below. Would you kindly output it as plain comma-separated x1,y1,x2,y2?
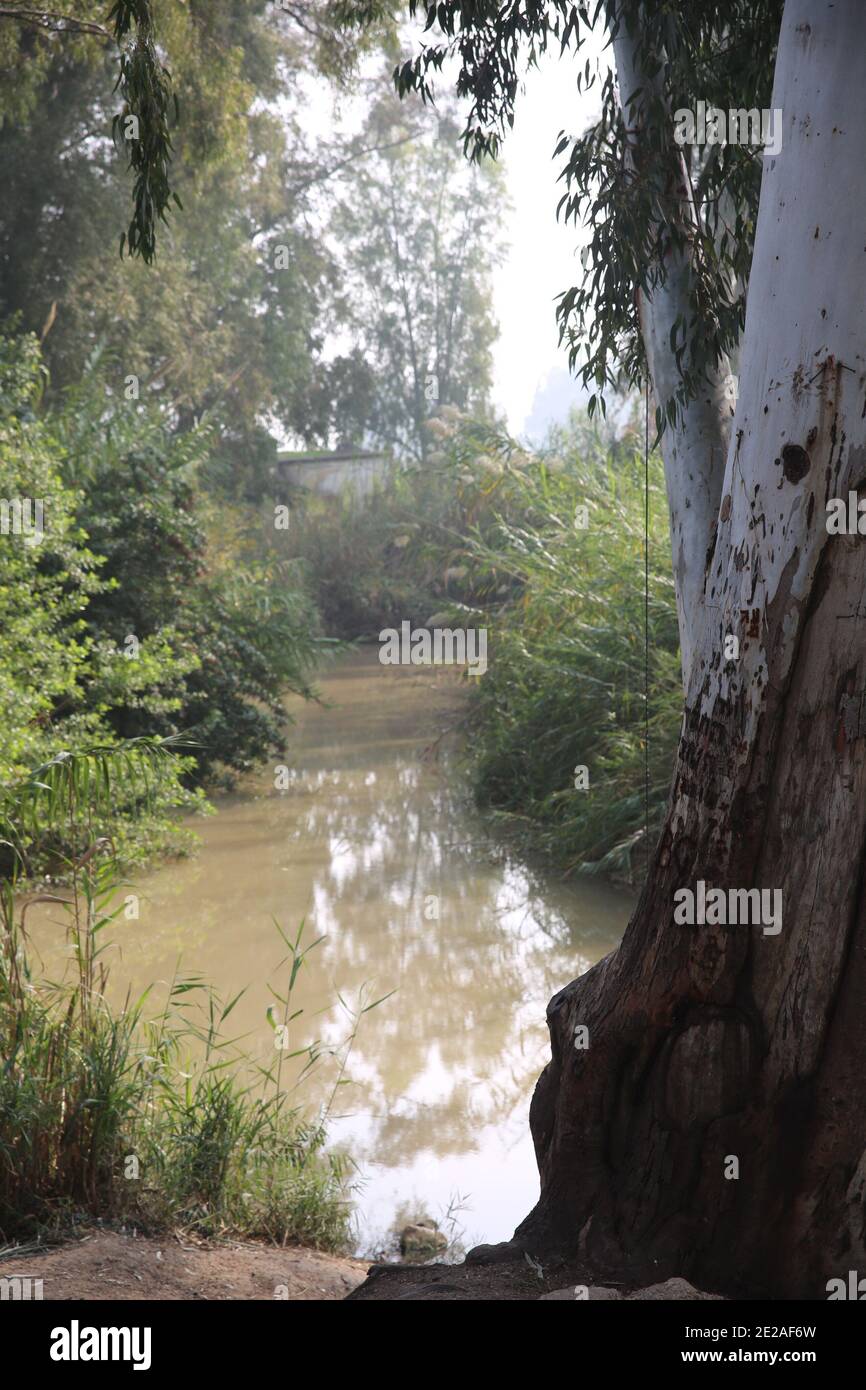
0,743,363,1250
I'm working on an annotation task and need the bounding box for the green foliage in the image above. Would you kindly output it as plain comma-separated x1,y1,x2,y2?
0,0,399,496
169,538,328,783
0,334,198,871
0,334,327,868
0,0,394,269
0,336,98,778
0,2,177,264
55,365,328,781
286,468,457,639
453,415,682,882
287,407,572,643
382,0,784,430
109,0,180,261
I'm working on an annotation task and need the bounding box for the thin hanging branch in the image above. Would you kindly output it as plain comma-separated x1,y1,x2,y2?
1,2,178,263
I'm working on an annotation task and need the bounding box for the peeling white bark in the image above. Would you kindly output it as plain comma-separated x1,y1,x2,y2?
689,0,866,735
678,0,866,1084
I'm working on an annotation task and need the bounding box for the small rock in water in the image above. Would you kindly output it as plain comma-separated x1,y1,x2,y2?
399,1221,448,1260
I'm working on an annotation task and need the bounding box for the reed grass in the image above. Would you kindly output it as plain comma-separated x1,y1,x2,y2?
0,743,367,1251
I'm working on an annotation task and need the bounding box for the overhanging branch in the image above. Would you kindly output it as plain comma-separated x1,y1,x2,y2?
0,6,111,38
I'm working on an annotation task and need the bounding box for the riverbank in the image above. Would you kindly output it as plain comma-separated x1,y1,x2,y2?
0,1229,367,1301
0,1229,726,1302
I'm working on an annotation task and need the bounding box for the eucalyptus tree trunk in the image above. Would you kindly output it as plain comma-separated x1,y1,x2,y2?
513,0,866,1297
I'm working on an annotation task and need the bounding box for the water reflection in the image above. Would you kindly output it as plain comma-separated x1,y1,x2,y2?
32,651,632,1248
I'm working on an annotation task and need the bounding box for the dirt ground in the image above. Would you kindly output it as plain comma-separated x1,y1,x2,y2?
0,1230,631,1302
345,1247,731,1300
346,1257,577,1300
0,1227,368,1301
0,1228,732,1301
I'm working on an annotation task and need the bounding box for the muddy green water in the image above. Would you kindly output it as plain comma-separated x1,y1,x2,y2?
36,649,633,1253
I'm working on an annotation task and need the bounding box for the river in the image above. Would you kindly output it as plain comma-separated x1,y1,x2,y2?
36,649,633,1255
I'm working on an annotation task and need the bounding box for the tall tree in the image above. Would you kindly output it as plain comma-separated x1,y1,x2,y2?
381,0,866,1297
320,83,505,462
0,0,391,494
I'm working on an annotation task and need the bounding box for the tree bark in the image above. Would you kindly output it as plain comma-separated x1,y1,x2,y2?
513,0,866,1297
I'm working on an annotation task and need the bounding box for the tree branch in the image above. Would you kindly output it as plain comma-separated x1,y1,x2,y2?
291,129,427,198
0,6,111,38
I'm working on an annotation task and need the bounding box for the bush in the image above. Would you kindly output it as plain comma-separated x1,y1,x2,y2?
461,420,681,882
0,335,198,873
57,361,329,783
0,333,330,873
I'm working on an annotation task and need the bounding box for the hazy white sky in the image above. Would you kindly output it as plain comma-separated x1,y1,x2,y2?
489,36,608,438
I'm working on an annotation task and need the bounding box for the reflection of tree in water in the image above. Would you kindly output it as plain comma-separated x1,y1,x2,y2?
279,746,625,1159
36,660,630,1172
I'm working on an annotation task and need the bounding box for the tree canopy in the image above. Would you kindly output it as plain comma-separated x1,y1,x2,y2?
379,0,784,429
